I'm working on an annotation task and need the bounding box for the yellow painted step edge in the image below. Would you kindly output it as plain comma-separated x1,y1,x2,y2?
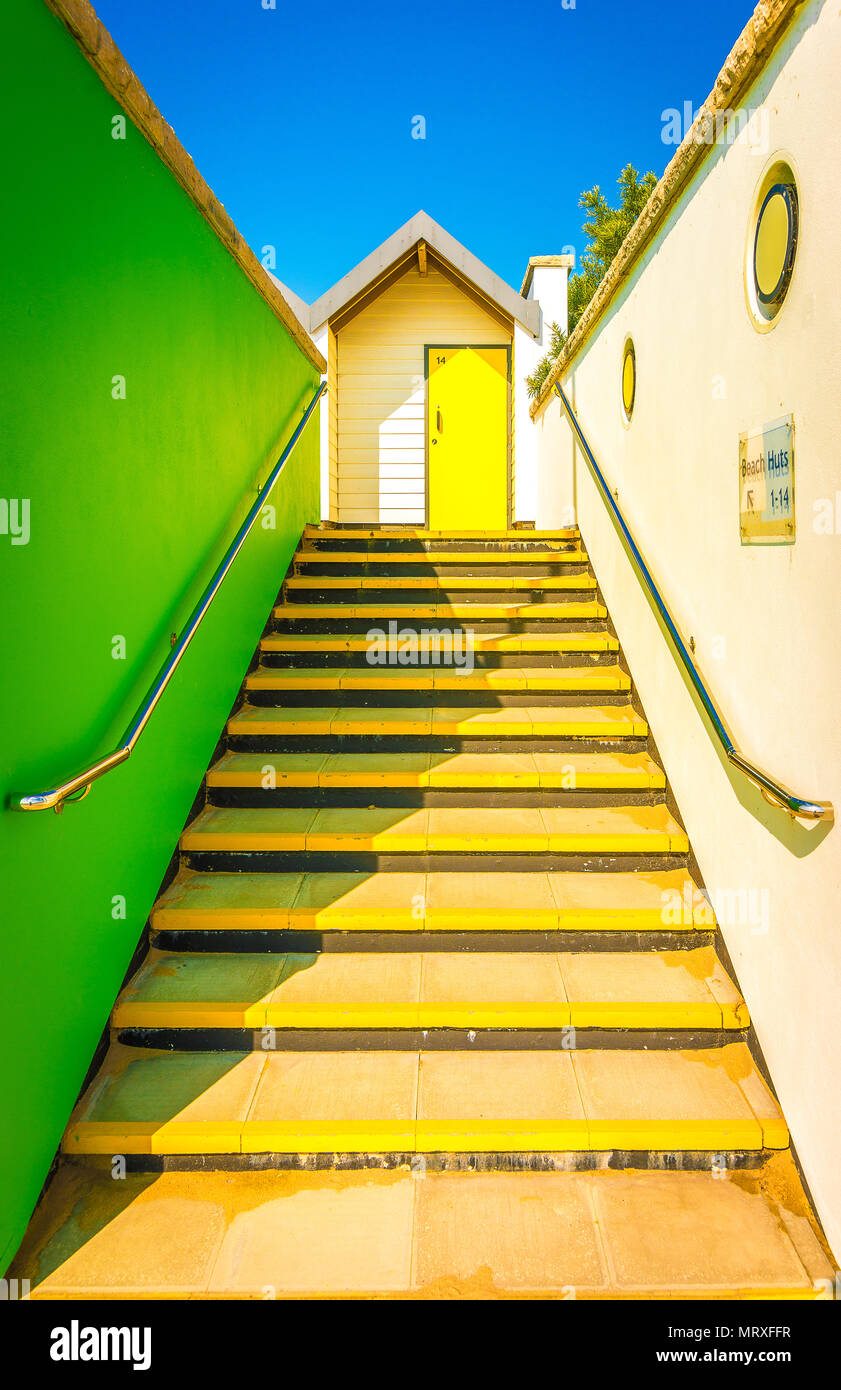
297,549,590,564
274,604,608,620
64,1114,786,1156
151,907,704,933
180,828,687,853
302,526,580,539
112,1000,743,1030
285,576,599,590
227,714,648,737
206,765,661,790
261,635,620,652
25,1285,827,1303
244,669,630,691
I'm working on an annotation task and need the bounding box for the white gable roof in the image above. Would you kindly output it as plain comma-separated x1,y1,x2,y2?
307,212,540,336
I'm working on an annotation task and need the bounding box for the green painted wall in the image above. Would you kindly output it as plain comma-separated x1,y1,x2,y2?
0,0,320,1268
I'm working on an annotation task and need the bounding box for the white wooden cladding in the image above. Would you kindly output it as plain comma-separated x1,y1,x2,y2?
335,267,511,523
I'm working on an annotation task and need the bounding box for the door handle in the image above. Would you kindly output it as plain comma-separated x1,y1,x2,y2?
436,407,443,433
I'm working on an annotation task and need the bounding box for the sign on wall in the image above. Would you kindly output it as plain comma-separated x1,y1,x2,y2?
739,414,795,543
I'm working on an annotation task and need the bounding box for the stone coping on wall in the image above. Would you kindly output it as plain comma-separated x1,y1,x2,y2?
520,255,575,298
44,0,326,374
530,0,808,419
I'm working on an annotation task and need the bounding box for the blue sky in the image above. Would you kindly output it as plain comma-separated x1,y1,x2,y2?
93,0,756,301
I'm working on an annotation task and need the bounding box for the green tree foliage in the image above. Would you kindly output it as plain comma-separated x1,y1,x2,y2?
524,320,567,402
526,164,658,400
567,164,658,331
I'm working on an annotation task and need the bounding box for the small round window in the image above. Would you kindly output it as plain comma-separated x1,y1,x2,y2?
747,161,799,328
621,339,636,421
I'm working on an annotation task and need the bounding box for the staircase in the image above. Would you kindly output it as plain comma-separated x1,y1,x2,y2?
14,525,834,1298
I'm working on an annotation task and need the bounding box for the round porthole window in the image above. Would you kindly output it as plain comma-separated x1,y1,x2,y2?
746,160,799,328
621,339,636,422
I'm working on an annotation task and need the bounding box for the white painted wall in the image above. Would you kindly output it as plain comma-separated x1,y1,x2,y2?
513,323,540,523
335,267,510,524
534,387,576,528
533,0,841,1253
514,262,571,523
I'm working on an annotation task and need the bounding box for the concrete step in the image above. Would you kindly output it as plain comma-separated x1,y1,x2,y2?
112,946,747,1033
62,1041,787,1157
285,575,599,592
179,804,689,856
151,868,711,936
226,703,648,741
295,547,590,567
207,750,664,791
273,601,608,622
302,526,581,544
261,632,621,655
15,1157,832,1299
243,666,631,694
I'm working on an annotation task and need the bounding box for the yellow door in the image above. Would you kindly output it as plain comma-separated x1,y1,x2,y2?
427,346,509,529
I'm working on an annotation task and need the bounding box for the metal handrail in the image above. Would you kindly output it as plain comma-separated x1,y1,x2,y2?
554,381,833,823
11,381,327,813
